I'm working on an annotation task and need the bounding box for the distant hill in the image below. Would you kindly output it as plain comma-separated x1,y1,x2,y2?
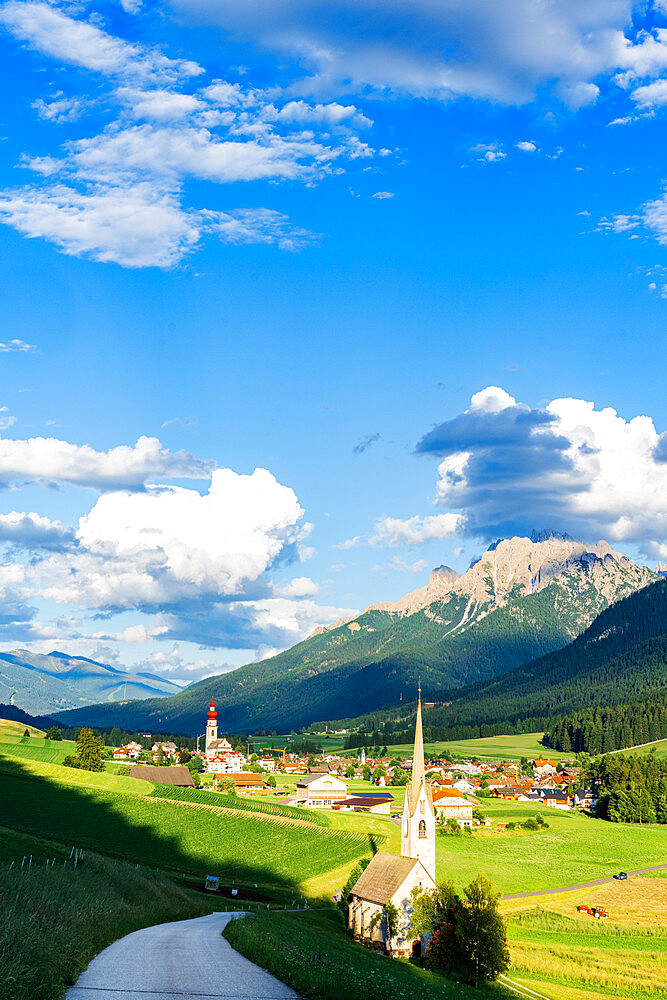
0,649,183,715
52,534,657,734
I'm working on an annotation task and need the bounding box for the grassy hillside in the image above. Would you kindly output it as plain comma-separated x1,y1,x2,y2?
53,563,652,735
0,756,376,891
0,732,75,765
0,825,206,1000
0,718,44,737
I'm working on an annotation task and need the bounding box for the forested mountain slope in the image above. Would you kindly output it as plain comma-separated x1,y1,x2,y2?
52,535,656,734
343,580,667,746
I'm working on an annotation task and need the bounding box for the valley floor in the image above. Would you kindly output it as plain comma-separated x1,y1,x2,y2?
1,734,666,1000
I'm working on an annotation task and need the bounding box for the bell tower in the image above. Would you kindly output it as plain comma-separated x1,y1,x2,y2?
205,700,218,751
400,683,436,882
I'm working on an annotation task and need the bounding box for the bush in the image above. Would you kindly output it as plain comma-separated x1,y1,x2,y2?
506,821,516,830
115,764,130,776
522,818,539,831
62,755,80,769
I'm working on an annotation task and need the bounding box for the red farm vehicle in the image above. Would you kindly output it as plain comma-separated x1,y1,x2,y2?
576,904,609,919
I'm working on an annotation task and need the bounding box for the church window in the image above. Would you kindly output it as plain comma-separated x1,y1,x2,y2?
418,819,426,838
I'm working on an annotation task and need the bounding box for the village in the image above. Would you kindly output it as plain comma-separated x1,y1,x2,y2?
111,699,597,833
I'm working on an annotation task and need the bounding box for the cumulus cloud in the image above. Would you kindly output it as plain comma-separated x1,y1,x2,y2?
515,140,537,152
413,387,667,556
0,511,76,551
0,433,212,489
170,0,667,106
370,513,463,546
631,79,667,106
372,191,394,199
0,408,17,431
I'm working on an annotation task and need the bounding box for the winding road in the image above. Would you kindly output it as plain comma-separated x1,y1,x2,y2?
501,863,667,899
64,912,300,1000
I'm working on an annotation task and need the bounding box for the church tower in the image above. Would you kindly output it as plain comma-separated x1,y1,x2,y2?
400,685,436,882
205,700,218,752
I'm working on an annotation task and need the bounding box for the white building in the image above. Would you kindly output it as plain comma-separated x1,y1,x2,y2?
348,690,436,958
295,773,348,807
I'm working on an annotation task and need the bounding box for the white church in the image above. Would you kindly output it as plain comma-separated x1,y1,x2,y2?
204,700,245,773
348,688,436,957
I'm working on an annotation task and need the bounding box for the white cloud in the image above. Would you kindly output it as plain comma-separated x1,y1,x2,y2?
556,81,600,109
0,339,36,352
515,140,537,152
372,190,394,199
0,1,202,83
416,387,667,556
116,88,204,121
0,511,75,550
0,433,212,489
262,100,372,128
32,94,85,123
0,407,17,431
631,78,667,107
170,0,667,106
272,576,319,598
469,385,516,414
369,513,464,547
0,183,202,268
372,556,429,574
642,191,667,245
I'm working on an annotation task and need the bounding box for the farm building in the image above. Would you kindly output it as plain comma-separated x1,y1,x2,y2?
295,774,347,808
348,689,436,958
215,773,267,793
334,793,393,815
132,765,194,787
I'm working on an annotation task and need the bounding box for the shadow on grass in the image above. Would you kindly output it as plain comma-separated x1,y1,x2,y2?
0,756,369,903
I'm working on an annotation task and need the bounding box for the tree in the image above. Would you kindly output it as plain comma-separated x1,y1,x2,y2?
267,775,277,787
390,766,409,786
187,755,203,774
455,876,509,986
45,726,62,741
23,728,31,738
109,727,122,747
345,764,355,778
75,728,104,772
362,764,371,781
370,901,399,954
411,880,459,974
156,745,165,766
178,747,192,765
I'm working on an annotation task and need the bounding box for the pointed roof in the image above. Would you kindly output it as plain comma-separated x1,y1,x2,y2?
350,852,420,905
407,687,433,815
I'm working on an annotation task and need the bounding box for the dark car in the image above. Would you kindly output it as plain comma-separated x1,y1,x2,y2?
614,872,628,880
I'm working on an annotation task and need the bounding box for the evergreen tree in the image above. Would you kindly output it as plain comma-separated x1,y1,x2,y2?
75,728,104,772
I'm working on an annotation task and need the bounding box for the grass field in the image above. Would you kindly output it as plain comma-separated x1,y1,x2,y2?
0,734,76,765
433,800,667,895
502,877,667,999
223,907,510,1000
385,732,571,762
612,738,667,759
0,758,376,892
0,718,44,738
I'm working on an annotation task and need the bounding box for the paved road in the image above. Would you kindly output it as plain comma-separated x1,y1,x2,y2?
65,912,300,1000
501,863,667,899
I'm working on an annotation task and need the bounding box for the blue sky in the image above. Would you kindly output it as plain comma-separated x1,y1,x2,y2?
0,0,665,684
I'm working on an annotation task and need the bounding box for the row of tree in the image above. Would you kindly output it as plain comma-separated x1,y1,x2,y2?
586,753,667,824
544,693,667,754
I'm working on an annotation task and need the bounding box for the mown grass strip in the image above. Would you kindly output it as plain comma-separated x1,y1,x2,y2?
149,782,326,824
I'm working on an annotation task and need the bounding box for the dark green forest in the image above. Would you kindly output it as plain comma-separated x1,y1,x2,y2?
588,753,667,823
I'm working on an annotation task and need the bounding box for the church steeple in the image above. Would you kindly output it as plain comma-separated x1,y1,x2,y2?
400,682,435,882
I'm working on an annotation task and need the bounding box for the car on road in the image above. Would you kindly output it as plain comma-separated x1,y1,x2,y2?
614,871,628,880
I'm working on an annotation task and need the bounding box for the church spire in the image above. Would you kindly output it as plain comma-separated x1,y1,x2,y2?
407,681,426,813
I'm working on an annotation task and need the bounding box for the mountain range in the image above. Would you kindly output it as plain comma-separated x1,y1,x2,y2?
0,650,182,715
51,534,658,734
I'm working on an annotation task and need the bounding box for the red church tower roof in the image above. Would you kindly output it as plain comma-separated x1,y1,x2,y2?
207,700,217,720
